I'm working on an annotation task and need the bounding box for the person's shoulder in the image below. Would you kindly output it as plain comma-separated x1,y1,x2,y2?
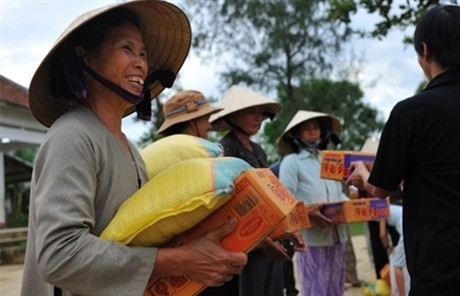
52,105,94,127
47,106,105,145
282,153,299,164
388,91,430,120
250,140,264,151
220,132,235,146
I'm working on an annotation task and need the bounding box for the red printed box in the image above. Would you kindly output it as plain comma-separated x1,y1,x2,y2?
144,168,297,296
320,150,375,181
268,201,311,240
320,197,389,223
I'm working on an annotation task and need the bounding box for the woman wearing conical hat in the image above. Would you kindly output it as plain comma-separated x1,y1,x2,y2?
207,85,305,296
210,85,281,168
278,110,348,296
21,2,246,295
157,90,222,139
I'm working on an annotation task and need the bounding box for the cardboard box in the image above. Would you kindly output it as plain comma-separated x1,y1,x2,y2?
320,198,389,223
320,150,375,181
268,201,311,239
144,168,297,296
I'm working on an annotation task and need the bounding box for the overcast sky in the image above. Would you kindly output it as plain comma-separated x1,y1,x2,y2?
0,0,425,144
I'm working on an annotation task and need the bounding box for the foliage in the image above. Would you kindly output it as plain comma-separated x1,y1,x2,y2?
13,148,36,164
178,0,385,162
183,0,352,99
328,0,459,43
4,149,35,228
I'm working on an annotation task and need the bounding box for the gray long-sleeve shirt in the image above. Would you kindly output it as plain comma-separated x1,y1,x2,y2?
21,105,156,296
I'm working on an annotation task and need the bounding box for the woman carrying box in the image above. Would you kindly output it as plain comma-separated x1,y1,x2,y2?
278,110,348,296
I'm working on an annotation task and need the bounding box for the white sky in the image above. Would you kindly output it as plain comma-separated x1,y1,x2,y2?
0,0,425,144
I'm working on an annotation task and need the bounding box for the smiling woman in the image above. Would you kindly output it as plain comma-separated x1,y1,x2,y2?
20,1,248,296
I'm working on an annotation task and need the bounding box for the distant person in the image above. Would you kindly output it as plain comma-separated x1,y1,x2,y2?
380,203,410,296
157,90,222,139
359,138,401,280
348,5,460,295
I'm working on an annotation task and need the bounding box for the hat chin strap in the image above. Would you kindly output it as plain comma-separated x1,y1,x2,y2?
80,63,175,120
286,131,341,153
224,118,251,137
191,120,203,139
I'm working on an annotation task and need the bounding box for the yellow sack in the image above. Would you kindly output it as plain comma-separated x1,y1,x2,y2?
101,157,251,246
140,134,223,179
361,279,391,296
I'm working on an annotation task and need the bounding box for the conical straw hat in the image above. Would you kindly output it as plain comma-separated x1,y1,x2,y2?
29,0,192,127
209,85,281,131
157,90,223,134
277,110,341,152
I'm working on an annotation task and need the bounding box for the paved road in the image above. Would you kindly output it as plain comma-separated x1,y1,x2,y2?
0,235,375,296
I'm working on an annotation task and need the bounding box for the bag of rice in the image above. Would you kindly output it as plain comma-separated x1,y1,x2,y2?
100,157,251,246
140,134,223,179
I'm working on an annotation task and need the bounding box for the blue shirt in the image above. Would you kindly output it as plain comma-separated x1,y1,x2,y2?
279,149,348,246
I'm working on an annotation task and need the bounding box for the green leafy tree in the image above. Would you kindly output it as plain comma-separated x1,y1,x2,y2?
329,0,458,42
183,0,352,100
179,0,385,162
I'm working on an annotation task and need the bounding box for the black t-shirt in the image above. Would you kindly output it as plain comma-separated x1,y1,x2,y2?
369,70,460,294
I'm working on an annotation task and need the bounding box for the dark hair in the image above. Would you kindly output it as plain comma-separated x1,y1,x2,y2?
414,5,460,70
161,121,189,136
67,8,142,52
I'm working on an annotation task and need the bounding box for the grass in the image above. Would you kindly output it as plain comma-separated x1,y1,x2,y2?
349,222,366,236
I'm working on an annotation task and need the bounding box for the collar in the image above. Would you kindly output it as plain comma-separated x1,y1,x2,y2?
297,148,321,159
425,69,460,90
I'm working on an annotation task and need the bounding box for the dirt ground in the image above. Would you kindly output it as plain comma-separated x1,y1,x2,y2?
0,235,376,296
344,234,377,296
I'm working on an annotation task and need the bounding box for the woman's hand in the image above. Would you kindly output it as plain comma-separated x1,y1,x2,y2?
258,237,290,261
152,218,247,287
308,206,333,228
287,232,307,252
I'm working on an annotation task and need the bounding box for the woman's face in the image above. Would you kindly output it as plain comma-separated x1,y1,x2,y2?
85,22,148,97
188,114,212,139
298,119,321,144
231,106,266,136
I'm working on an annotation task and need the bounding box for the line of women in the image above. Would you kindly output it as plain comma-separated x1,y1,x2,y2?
157,86,350,296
